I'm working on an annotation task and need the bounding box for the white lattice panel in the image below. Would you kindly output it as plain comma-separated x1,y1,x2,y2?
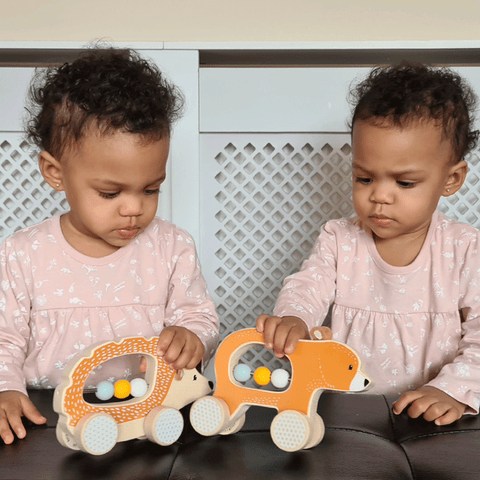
437,150,480,226
200,134,354,379
200,133,480,377
0,133,68,242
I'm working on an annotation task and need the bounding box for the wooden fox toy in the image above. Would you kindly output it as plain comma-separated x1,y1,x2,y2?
54,336,212,455
190,327,372,452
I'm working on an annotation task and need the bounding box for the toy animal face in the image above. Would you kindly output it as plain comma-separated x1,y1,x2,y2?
163,368,213,409
313,342,371,392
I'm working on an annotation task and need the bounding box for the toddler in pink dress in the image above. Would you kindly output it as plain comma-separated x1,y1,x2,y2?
258,62,480,426
0,48,219,444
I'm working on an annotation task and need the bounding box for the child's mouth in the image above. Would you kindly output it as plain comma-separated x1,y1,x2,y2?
117,228,140,239
372,217,392,228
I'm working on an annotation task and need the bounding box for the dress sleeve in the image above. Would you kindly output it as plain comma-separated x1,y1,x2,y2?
0,240,31,395
272,221,338,330
427,231,480,414
163,230,219,367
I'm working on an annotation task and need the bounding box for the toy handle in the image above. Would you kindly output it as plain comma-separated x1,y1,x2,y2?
310,327,333,341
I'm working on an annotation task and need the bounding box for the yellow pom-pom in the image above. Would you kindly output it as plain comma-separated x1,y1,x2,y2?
114,379,131,399
254,367,271,386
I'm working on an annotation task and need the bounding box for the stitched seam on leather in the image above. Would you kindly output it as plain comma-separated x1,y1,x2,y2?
326,426,411,444
383,394,416,480
166,445,181,480
401,429,480,443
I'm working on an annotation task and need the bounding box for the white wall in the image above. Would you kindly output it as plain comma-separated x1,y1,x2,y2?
1,0,480,43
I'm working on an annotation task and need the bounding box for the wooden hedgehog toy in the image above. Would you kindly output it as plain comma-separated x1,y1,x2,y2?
189,327,372,452
54,336,212,455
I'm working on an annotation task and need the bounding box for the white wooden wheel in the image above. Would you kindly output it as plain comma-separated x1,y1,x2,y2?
219,413,246,435
303,413,325,449
75,412,118,455
270,410,311,452
190,396,230,436
144,406,184,446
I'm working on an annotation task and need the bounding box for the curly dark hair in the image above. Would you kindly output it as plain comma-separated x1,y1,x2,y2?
25,47,184,159
349,61,479,162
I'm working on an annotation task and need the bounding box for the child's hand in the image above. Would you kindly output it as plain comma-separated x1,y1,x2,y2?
156,326,205,371
392,385,467,425
256,314,309,358
0,391,46,444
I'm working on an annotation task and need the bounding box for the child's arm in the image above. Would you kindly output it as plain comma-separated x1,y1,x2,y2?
256,314,309,358
392,386,466,426
159,227,219,370
0,240,34,397
258,222,339,357
266,222,339,344
393,230,480,424
0,391,46,444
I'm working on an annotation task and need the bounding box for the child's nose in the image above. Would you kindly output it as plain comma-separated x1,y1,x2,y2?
369,183,393,204
120,196,143,216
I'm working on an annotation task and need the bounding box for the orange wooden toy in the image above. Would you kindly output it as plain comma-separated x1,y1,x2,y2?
54,336,212,455
190,327,372,452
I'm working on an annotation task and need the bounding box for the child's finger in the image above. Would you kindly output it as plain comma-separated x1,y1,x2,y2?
2,406,26,442
262,317,283,350
163,337,186,366
157,328,177,357
172,342,204,371
21,398,46,426
422,403,451,423
271,326,290,358
168,338,195,370
256,314,270,333
392,390,424,415
0,414,15,444
434,407,462,426
283,328,304,355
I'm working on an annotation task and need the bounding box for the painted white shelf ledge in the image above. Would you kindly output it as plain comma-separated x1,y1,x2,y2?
1,40,480,51
164,40,480,50
0,41,165,50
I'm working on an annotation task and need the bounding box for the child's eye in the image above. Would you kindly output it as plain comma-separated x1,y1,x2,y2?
397,181,416,188
355,176,372,185
144,188,160,196
99,191,120,199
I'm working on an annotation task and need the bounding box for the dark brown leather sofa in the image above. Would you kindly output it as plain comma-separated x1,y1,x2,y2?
2,389,479,480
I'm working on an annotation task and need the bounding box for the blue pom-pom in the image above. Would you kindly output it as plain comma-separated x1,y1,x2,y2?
95,380,115,401
233,363,252,383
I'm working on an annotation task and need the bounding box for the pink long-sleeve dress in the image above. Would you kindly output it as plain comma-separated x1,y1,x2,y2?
0,215,219,394
273,210,480,413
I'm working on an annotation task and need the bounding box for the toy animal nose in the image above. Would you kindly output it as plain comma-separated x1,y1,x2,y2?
364,379,369,387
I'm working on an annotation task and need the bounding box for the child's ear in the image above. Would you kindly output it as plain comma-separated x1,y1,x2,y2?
39,151,64,191
443,160,468,197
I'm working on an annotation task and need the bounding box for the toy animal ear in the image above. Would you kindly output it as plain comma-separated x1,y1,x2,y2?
310,327,333,341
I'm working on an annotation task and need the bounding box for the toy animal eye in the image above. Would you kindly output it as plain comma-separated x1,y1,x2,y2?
349,365,353,370
193,374,198,381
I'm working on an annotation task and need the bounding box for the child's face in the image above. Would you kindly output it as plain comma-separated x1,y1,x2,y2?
59,130,169,256
352,119,460,242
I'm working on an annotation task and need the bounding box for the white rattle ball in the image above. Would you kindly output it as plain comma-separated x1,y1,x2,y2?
130,378,148,397
271,369,290,389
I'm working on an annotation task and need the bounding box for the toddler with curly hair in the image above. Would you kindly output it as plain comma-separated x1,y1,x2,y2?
0,48,219,444
257,62,480,426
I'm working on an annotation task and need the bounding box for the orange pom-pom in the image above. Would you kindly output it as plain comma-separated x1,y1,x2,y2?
114,379,131,399
253,367,271,386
